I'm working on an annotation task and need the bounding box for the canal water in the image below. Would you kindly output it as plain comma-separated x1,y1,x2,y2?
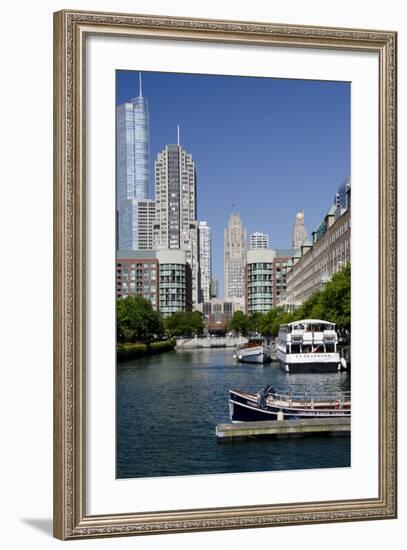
117,349,350,479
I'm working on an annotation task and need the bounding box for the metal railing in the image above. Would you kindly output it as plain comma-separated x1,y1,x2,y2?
261,385,351,404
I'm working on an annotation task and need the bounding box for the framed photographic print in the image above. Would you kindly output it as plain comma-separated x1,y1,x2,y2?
53,9,397,540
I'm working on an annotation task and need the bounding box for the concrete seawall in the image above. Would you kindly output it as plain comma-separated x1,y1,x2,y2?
176,336,248,349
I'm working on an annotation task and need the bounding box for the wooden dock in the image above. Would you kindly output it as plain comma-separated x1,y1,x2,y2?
216,417,350,441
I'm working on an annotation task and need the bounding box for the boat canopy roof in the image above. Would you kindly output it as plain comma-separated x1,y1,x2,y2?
286,319,335,327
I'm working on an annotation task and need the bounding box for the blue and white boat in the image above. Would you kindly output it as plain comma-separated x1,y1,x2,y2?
229,385,351,422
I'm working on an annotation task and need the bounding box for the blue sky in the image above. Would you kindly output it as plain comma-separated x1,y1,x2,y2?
117,71,350,296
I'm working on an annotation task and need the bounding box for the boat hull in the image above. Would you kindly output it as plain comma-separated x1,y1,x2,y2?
229,389,350,423
277,349,342,373
236,346,271,364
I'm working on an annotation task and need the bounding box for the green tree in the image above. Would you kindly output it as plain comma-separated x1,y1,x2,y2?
248,312,264,334
258,307,293,337
294,290,324,321
164,311,204,337
319,263,351,329
117,295,162,343
289,263,351,329
228,311,249,335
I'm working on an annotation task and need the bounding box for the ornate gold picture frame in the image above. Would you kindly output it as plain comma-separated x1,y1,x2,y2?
53,9,397,540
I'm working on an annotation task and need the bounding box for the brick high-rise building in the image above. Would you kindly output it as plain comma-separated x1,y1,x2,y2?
116,249,192,316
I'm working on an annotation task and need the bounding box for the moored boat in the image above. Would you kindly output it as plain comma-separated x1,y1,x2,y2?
277,319,346,373
234,337,271,364
229,385,351,422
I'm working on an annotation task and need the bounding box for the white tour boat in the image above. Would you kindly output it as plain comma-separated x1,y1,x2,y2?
277,319,347,373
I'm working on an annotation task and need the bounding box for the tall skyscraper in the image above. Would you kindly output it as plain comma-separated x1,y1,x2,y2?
153,134,201,306
292,210,307,250
224,212,247,303
198,221,212,303
250,231,269,250
116,73,153,250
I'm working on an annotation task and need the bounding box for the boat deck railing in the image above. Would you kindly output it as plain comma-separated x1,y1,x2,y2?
285,333,337,344
268,397,351,410
261,388,351,408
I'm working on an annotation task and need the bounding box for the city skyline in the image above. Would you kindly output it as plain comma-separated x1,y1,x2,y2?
116,70,350,297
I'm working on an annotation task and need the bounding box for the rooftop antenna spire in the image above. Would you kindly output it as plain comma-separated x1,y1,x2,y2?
139,72,143,97
177,125,180,146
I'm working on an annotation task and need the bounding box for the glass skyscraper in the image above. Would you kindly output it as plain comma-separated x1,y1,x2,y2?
117,74,152,250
